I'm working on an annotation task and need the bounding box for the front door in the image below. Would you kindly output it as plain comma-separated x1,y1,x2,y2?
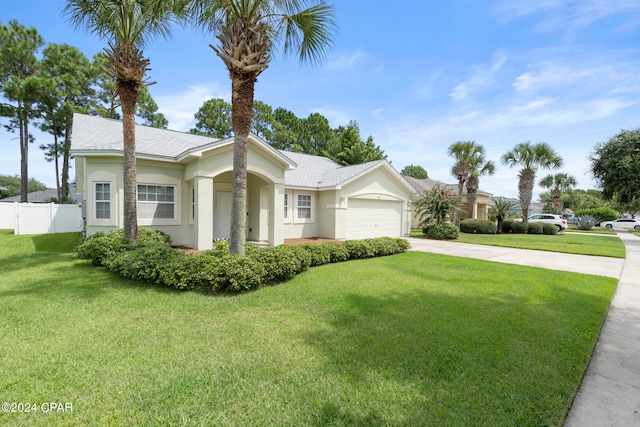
214,191,232,240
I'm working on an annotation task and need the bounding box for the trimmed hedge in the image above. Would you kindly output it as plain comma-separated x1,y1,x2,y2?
501,219,514,233
76,229,411,294
425,223,459,240
460,219,497,234
527,222,544,234
542,223,557,235
510,221,528,234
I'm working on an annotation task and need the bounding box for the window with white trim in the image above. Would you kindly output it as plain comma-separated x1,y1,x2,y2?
284,192,289,220
297,194,312,220
137,184,176,220
94,182,111,220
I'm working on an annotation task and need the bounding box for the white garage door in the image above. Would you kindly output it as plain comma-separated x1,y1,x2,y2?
346,199,403,239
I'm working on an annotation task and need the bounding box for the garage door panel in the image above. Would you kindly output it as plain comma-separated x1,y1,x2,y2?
346,199,402,239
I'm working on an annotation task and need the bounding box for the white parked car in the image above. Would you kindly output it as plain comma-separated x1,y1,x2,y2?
600,218,640,230
515,214,568,232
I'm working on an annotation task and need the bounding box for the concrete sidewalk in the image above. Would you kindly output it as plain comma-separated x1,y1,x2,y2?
406,231,640,426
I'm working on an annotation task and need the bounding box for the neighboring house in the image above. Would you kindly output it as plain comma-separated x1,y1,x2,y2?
71,114,416,250
404,176,493,228
0,184,80,204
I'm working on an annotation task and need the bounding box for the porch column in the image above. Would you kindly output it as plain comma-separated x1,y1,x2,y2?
194,176,213,251
268,182,284,246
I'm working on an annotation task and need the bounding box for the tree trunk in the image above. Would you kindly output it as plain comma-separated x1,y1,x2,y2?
120,82,139,244
20,112,28,203
229,72,257,255
456,178,465,226
53,132,61,203
519,168,535,222
466,176,478,219
552,189,562,212
62,118,72,202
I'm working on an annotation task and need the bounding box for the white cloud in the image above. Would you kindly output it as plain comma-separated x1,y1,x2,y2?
325,49,368,71
312,106,352,128
450,53,508,101
155,82,230,132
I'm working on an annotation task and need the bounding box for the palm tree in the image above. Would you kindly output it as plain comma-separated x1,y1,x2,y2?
64,0,187,243
490,197,517,233
539,172,577,213
448,141,491,223
189,0,336,255
465,153,495,220
501,142,563,222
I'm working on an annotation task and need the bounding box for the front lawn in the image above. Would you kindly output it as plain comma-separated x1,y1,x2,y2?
411,228,625,258
0,231,617,426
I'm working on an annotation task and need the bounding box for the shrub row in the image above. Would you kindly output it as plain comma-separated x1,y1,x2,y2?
422,223,459,240
506,221,557,235
574,207,618,222
76,229,410,294
460,219,497,234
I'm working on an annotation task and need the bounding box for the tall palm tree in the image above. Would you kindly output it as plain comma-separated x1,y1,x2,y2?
501,141,563,222
64,0,186,243
539,172,577,213
189,0,336,255
466,156,495,219
448,141,488,224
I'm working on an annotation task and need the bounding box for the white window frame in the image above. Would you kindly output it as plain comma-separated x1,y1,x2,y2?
284,192,291,222
94,182,111,221
137,184,176,221
294,192,314,223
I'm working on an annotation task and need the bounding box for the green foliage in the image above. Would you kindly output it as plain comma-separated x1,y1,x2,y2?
213,255,266,293
0,175,48,198
561,189,607,211
501,219,514,233
590,128,640,204
575,214,599,230
575,207,618,222
542,223,558,235
76,228,170,266
511,221,529,234
77,234,410,293
460,219,497,234
400,164,428,179
415,185,460,228
190,98,233,138
527,222,544,234
324,120,387,166
248,245,311,285
425,223,459,240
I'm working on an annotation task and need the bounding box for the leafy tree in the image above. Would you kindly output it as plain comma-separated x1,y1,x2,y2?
271,107,303,151
465,150,495,219
189,0,336,255
501,141,563,222
325,121,386,165
0,174,47,198
0,20,46,202
190,98,233,137
414,185,460,229
251,100,274,141
490,197,517,234
590,128,640,206
539,173,577,213
136,86,168,128
401,164,428,179
561,189,606,211
65,0,186,243
39,42,95,202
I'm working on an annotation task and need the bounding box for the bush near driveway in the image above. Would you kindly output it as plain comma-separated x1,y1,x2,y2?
76,229,411,293
460,219,497,234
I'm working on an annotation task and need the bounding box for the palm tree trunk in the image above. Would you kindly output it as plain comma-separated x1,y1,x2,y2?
120,83,139,244
552,189,562,212
456,178,465,226
229,71,257,255
467,176,478,219
519,168,535,222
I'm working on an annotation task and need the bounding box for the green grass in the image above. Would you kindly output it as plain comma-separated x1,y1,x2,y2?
0,231,617,426
410,228,625,258
565,225,616,234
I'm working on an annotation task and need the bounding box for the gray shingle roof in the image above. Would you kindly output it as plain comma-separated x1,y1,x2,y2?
71,114,413,192
403,176,492,198
72,113,221,159
0,184,80,203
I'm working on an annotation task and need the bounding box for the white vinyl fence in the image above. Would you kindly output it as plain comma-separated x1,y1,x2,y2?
0,203,83,235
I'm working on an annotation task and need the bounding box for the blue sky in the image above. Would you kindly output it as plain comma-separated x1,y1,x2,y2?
2,0,640,199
